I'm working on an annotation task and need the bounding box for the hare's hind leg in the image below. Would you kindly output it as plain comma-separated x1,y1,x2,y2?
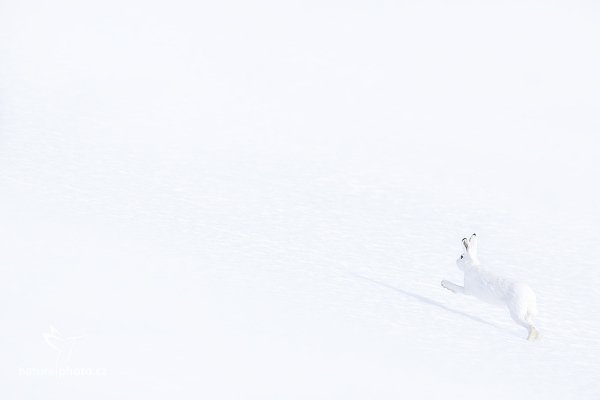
525,313,540,341
509,308,539,341
441,280,464,294
526,326,540,341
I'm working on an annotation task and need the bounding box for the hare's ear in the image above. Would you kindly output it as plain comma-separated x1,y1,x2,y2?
468,233,478,255
462,237,469,251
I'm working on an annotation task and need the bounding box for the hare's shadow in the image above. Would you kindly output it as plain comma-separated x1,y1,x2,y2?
349,272,517,337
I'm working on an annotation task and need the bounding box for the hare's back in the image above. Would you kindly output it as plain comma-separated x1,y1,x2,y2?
465,267,511,305
507,281,537,308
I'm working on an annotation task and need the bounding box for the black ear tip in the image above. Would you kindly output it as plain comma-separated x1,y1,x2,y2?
462,237,468,242
472,233,477,236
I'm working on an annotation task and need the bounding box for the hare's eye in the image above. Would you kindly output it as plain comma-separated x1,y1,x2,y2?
460,255,464,259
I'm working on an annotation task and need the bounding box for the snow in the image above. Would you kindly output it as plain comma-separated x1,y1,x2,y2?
1,0,600,398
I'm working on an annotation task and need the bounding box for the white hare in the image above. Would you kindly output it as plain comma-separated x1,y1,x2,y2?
441,233,540,341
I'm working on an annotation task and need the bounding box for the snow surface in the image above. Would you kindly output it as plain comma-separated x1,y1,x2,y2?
2,0,600,398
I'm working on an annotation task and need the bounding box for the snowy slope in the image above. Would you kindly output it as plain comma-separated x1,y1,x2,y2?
2,0,600,398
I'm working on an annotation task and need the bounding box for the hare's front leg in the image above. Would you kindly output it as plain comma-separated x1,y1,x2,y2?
441,280,464,294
